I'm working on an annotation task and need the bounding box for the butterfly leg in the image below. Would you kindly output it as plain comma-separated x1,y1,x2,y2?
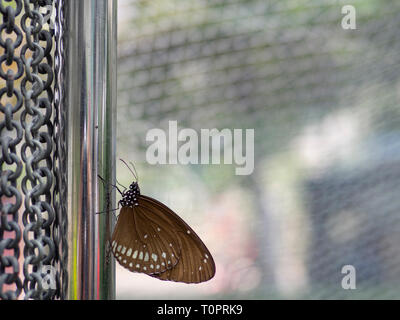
95,203,120,215
116,179,127,194
98,174,124,196
97,174,122,215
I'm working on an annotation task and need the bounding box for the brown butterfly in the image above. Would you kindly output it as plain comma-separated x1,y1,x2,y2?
102,160,215,283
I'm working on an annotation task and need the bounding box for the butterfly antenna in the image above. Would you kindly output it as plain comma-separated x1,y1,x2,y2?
120,158,138,181
129,161,139,182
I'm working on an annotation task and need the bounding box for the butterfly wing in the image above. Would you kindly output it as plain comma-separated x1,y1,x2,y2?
111,206,181,275
138,195,216,283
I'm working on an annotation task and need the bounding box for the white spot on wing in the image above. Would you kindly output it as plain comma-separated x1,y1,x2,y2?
152,254,158,262
126,248,132,257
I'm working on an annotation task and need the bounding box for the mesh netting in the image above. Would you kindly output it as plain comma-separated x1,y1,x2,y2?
117,0,400,298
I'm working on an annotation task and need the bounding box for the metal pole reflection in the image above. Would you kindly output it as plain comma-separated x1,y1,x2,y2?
65,0,116,300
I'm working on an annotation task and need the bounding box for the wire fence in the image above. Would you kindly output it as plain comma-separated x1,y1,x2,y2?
116,0,400,299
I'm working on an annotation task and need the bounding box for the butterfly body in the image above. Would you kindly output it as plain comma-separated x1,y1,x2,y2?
111,180,215,284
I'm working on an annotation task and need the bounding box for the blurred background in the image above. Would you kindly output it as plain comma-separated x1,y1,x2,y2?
115,0,400,299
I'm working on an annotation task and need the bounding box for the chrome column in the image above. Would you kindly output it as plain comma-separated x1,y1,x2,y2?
65,0,117,300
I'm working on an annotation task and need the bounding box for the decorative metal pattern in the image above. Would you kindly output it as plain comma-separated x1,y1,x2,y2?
53,0,68,300
20,0,55,300
0,0,68,300
0,0,24,300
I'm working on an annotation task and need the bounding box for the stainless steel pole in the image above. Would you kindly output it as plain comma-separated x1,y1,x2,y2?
65,0,116,300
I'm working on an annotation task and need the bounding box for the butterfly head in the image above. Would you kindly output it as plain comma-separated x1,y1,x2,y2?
119,181,141,208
